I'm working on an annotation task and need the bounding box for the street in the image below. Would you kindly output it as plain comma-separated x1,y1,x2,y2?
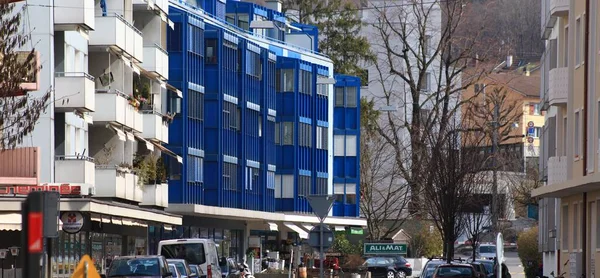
504,252,525,278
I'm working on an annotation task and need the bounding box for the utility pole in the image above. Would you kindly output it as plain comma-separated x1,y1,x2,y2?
491,104,499,234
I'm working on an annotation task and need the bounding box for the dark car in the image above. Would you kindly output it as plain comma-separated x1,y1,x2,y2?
469,262,488,278
421,259,446,278
103,255,172,278
433,264,478,278
470,260,494,278
358,256,412,278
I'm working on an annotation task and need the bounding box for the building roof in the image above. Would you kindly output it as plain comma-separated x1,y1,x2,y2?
486,69,540,98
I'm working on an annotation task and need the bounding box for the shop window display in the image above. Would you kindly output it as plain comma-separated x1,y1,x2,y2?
51,232,85,278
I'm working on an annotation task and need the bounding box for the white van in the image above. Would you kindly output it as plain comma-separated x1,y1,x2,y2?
158,239,223,278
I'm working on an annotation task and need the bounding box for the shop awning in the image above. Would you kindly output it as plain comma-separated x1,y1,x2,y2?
284,222,308,239
267,222,278,231
0,213,21,231
151,142,183,163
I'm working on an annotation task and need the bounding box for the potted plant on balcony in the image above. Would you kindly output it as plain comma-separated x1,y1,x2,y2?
134,77,152,111
162,112,176,124
155,157,168,184
117,162,133,173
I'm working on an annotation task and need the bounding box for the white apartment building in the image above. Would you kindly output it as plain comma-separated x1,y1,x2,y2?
0,0,182,274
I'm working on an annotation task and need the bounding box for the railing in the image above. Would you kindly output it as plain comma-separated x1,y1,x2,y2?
55,72,95,81
95,88,128,98
55,155,95,162
147,43,168,55
111,13,143,36
0,147,39,185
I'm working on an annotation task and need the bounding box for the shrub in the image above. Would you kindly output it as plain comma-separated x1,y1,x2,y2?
516,226,541,278
409,226,443,258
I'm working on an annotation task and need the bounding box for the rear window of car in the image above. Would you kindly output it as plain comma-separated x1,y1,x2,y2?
364,257,394,266
435,266,474,277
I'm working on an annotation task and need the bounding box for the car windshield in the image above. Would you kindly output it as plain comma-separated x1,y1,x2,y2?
161,243,207,265
479,246,496,254
436,266,473,278
107,258,161,277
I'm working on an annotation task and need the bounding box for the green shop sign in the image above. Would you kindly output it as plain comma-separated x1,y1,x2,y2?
364,243,407,255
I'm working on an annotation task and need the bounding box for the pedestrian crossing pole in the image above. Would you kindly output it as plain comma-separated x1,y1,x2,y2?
21,191,59,278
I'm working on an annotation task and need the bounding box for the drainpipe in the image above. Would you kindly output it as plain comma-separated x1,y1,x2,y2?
582,0,590,276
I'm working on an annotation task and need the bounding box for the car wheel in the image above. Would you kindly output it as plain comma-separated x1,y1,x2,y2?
387,271,396,278
397,271,407,278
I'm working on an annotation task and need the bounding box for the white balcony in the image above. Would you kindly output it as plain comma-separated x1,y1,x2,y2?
548,156,567,185
548,67,567,106
550,0,569,16
95,166,140,203
141,183,169,208
89,14,143,62
55,156,95,186
54,0,95,31
141,44,169,80
55,72,96,112
93,90,143,131
142,111,169,143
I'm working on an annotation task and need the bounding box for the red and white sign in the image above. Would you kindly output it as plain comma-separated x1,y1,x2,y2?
0,184,83,196
527,121,535,128
527,137,534,143
28,212,43,253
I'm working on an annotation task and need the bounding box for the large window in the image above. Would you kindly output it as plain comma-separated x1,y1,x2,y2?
299,70,313,95
420,72,431,91
299,123,312,147
187,155,204,183
223,102,240,131
283,122,294,145
223,162,238,190
317,75,328,97
267,171,275,190
188,25,203,55
298,175,310,197
316,177,327,195
335,87,358,107
188,89,204,120
316,126,328,150
278,69,295,92
246,50,262,79
335,87,344,107
275,122,280,145
205,39,217,64
345,135,357,156
346,87,357,107
245,167,259,191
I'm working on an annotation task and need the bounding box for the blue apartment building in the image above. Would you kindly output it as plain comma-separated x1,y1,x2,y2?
153,0,365,261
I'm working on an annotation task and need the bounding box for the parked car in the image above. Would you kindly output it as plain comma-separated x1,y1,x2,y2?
421,259,452,278
102,255,172,278
433,263,478,278
469,260,494,278
170,264,183,278
159,239,222,278
167,259,198,278
477,245,497,260
358,256,412,278
469,262,488,278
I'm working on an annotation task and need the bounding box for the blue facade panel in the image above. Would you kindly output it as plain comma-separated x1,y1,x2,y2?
332,74,361,217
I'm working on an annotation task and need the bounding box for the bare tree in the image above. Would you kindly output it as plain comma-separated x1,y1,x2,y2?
360,98,412,240
0,3,50,150
464,204,491,261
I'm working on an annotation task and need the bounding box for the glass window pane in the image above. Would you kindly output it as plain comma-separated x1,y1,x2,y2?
335,87,344,107
345,135,357,156
334,135,345,156
346,87,357,107
283,122,294,145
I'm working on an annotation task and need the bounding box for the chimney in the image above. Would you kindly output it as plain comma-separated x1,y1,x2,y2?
506,55,513,68
265,0,282,13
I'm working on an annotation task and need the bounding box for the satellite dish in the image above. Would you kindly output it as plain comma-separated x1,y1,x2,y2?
496,233,505,278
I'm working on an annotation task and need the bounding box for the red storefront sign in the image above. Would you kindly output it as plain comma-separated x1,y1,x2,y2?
0,184,82,196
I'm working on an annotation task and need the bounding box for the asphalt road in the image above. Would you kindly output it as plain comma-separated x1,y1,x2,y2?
504,252,525,278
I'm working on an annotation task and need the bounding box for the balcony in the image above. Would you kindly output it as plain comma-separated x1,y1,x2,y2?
141,44,169,80
550,0,568,17
55,156,95,186
89,14,143,62
93,90,143,131
95,166,141,203
141,183,169,208
55,72,95,112
142,111,169,143
548,67,567,106
0,147,39,185
547,156,567,185
54,0,94,31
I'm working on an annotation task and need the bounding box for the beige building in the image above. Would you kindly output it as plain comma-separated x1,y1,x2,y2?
534,0,600,277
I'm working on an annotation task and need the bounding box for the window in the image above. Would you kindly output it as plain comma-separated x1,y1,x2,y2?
223,162,238,190
563,117,568,156
238,14,249,30
300,70,313,95
275,122,281,144
187,156,204,182
188,25,203,55
267,171,275,190
564,26,569,67
283,122,294,145
424,35,432,56
168,23,182,51
316,178,327,195
245,167,259,190
279,69,295,92
347,194,357,205
223,102,239,130
317,75,329,97
299,123,312,147
345,135,357,156
529,103,540,115
420,72,431,91
575,110,581,159
576,17,582,65
245,50,262,79
573,203,579,250
298,175,310,197
335,87,344,107
531,127,542,138
334,135,345,156
562,205,569,250
226,14,235,25
346,87,357,107
205,39,217,64
316,126,328,150
258,116,262,137
188,89,204,120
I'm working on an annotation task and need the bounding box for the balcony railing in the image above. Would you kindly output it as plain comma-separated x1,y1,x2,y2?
54,0,95,31
0,147,39,185
547,156,567,185
141,183,168,208
93,89,143,132
548,67,567,106
55,72,96,112
142,110,169,144
95,166,142,203
55,155,95,186
141,44,169,80
89,13,143,62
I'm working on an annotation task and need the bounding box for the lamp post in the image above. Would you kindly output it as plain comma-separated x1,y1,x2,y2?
8,247,18,278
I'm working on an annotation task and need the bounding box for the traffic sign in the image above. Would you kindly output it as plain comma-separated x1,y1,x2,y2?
527,127,535,136
308,225,334,249
72,255,101,278
527,137,534,143
527,121,535,128
363,243,408,255
28,213,43,254
307,195,335,222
